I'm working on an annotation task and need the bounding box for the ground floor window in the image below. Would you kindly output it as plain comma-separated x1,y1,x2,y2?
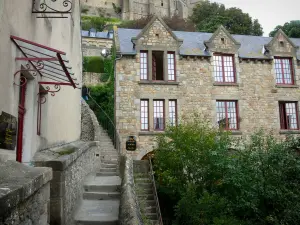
141,100,149,130
169,100,177,126
154,100,165,130
216,100,239,130
279,102,299,130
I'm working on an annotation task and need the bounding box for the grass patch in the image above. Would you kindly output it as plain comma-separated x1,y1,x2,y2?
57,148,75,156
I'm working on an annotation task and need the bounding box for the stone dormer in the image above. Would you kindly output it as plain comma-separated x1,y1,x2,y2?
131,16,183,51
204,25,241,54
265,29,298,57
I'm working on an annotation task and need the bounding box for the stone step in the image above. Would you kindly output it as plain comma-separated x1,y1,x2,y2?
135,178,151,183
145,213,158,220
101,151,119,156
138,194,154,200
137,183,152,188
136,188,153,195
74,199,119,225
101,160,118,165
143,206,157,214
150,220,159,225
101,164,118,169
99,168,117,173
83,175,121,192
83,191,120,200
96,172,118,176
144,200,156,207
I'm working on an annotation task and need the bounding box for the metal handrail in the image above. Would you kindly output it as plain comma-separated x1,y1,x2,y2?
149,157,163,225
87,93,121,154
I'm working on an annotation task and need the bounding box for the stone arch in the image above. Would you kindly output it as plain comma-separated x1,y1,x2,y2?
141,150,155,160
136,149,155,160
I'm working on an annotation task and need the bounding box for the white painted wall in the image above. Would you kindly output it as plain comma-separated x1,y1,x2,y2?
0,0,82,162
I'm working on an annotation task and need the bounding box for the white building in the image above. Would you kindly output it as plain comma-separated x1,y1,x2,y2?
0,0,83,164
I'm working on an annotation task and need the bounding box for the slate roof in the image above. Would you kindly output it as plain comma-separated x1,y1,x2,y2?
117,28,300,60
81,30,113,39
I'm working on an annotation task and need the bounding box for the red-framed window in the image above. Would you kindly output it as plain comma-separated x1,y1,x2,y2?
274,57,294,85
279,102,299,130
141,99,149,130
140,51,148,80
213,54,236,83
169,100,177,126
216,100,239,130
154,100,165,130
167,52,176,81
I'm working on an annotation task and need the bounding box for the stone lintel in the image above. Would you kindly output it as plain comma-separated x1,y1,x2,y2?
138,131,165,136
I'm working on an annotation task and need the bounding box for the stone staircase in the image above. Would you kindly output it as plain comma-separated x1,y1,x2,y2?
74,131,121,225
134,160,160,225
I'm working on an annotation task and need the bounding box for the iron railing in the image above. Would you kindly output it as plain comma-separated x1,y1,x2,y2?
149,157,163,225
88,94,121,154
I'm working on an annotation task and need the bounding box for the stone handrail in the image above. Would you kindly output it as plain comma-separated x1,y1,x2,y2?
119,155,144,225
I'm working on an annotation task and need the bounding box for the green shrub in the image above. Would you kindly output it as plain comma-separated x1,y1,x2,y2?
154,119,300,225
83,56,104,73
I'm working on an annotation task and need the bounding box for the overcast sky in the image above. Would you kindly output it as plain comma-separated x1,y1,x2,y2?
212,0,300,36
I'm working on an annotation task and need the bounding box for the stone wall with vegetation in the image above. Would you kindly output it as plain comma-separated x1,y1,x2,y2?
115,18,300,159
33,141,97,225
0,161,52,225
82,37,113,57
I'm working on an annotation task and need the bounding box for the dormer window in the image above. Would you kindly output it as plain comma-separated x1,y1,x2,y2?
221,38,225,44
280,41,285,47
275,57,294,85
213,53,236,83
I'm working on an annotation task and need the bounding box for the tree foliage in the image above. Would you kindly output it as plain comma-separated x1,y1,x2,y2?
154,118,300,225
190,1,263,36
118,15,195,31
269,20,300,38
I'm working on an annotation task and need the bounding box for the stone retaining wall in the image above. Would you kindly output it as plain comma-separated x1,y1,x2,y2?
0,161,52,225
119,155,143,225
81,100,101,142
33,141,98,225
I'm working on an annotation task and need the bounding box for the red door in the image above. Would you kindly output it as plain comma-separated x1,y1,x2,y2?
16,76,27,162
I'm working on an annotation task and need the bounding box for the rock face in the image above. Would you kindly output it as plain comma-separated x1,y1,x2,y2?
0,161,52,225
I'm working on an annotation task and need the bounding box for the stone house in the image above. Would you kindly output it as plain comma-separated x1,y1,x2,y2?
114,16,300,159
0,0,82,163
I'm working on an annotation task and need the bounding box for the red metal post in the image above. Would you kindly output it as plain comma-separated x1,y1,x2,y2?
16,76,27,162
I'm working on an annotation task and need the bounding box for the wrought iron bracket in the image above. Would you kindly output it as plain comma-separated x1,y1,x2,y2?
32,0,73,18
13,61,44,86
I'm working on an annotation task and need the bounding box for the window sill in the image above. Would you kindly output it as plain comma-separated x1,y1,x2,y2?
275,84,299,88
279,130,300,134
139,80,179,85
213,82,239,87
229,130,242,135
138,131,165,136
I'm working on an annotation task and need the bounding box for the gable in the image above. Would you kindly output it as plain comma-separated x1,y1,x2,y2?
132,16,183,49
204,26,241,54
265,30,298,57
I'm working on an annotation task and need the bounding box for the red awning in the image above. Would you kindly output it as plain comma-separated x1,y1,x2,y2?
11,35,79,88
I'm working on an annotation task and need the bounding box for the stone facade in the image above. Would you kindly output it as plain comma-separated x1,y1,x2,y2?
80,0,201,19
82,37,114,57
115,17,300,159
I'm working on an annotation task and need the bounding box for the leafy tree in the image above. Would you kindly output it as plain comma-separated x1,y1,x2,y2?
269,20,300,38
190,0,263,36
154,117,300,224
118,15,195,31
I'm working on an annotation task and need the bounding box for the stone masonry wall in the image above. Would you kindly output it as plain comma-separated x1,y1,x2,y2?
33,141,98,225
82,37,113,57
115,19,300,159
0,161,52,225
